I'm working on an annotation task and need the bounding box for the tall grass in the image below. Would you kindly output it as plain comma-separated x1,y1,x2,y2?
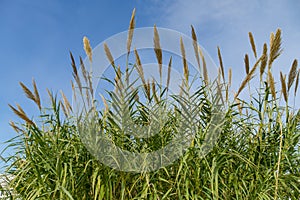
1,9,299,199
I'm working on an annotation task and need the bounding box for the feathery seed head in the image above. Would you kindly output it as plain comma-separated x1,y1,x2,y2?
83,36,93,62
288,59,298,91
248,32,257,58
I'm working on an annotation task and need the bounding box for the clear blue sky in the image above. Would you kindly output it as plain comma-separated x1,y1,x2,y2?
1,0,300,169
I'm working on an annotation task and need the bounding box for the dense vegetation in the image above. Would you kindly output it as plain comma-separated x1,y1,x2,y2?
1,10,299,199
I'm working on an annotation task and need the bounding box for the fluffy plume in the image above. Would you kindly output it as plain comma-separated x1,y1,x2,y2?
288,59,298,91
199,46,208,84
9,121,22,133
235,56,262,99
248,32,257,58
60,90,72,114
295,69,300,96
100,94,109,113
260,43,268,81
153,25,162,81
80,56,88,84
127,8,136,57
268,29,282,68
104,43,115,67
134,48,146,86
70,52,82,94
180,37,189,82
70,52,78,77
19,82,35,103
217,46,225,82
152,78,159,103
244,54,249,74
19,81,41,110
71,80,76,101
268,70,276,100
191,25,200,70
114,66,123,93
228,67,232,87
167,56,172,90
9,104,34,126
280,72,288,103
60,101,68,118
32,79,41,110
83,36,93,62
145,79,151,101
270,32,275,49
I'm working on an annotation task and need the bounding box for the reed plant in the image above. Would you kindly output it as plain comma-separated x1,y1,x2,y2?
1,9,299,199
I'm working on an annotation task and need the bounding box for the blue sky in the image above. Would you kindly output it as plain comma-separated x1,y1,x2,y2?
1,0,300,169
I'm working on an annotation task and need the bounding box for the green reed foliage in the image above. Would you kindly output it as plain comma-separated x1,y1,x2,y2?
1,9,299,199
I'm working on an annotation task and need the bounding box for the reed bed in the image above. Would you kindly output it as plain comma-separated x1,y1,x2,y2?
1,9,299,200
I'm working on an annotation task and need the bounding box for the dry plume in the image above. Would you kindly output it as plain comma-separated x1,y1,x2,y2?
19,82,35,103
9,121,22,133
191,25,200,70
152,79,159,103
104,43,115,67
199,46,208,84
32,79,41,110
80,56,88,83
268,70,276,99
217,46,225,82
260,43,268,81
235,56,262,99
295,69,300,96
248,32,257,58
134,48,146,86
83,36,93,62
280,72,288,103
9,104,34,126
228,67,232,87
287,59,298,91
60,90,72,113
153,25,162,80
167,56,172,90
244,54,249,74
127,8,136,57
180,37,189,82
268,29,282,68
